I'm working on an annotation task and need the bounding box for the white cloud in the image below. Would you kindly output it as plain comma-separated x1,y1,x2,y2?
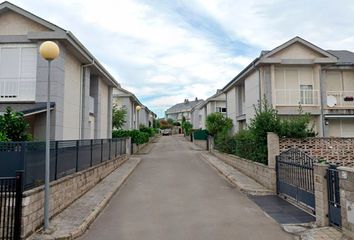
9,0,354,117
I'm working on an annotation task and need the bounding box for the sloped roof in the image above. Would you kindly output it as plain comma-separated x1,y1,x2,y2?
166,100,204,114
327,50,354,65
0,1,120,88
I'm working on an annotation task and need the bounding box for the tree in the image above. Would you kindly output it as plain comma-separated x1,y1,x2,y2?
182,121,193,135
0,106,32,141
249,97,281,144
112,106,127,130
206,112,233,136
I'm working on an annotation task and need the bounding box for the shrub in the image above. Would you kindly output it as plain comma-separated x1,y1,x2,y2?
0,131,8,142
112,106,127,130
112,129,149,145
0,106,32,141
182,121,193,135
206,112,233,136
139,125,156,137
278,107,316,138
214,128,236,154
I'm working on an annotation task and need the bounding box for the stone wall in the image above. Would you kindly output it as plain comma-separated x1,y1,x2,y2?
279,137,354,167
212,151,276,192
338,167,354,239
313,163,329,227
21,155,128,238
194,139,207,150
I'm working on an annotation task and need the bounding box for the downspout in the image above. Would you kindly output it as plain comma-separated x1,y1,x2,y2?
79,60,95,139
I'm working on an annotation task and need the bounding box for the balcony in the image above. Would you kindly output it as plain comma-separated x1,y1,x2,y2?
275,89,320,106
89,96,94,114
326,91,354,108
0,79,36,102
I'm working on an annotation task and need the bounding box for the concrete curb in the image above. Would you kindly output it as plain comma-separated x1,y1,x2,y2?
30,158,142,240
200,152,273,196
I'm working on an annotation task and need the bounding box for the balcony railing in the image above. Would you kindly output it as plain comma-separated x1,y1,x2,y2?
0,79,36,102
89,96,94,114
275,89,320,106
327,91,354,108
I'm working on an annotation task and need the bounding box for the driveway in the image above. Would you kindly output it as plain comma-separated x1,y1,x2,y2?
80,135,293,240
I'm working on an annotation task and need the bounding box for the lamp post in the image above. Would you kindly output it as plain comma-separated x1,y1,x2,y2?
39,41,60,231
136,105,141,129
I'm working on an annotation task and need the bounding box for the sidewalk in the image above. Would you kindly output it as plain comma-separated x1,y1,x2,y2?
29,157,141,240
200,150,346,240
200,152,273,196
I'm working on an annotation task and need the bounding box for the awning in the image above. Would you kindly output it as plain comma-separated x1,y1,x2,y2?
325,115,354,119
0,102,55,116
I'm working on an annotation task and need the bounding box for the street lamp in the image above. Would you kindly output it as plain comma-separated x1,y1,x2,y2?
39,41,60,231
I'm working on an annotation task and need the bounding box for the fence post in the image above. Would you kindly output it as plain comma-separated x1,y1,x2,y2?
55,141,58,180
75,140,79,172
101,139,103,163
314,163,329,227
337,166,354,239
90,140,93,167
267,132,279,169
14,171,23,240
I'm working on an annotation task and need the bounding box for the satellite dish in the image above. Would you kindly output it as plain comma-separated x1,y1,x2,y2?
327,95,337,107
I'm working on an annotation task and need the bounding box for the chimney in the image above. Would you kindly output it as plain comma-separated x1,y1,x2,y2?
195,97,198,101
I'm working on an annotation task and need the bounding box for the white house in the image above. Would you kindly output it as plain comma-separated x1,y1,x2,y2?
0,2,120,140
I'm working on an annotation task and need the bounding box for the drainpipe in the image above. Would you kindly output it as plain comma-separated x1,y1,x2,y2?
79,60,95,139
319,67,326,137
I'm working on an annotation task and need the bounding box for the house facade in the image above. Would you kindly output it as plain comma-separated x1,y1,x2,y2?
0,2,118,140
198,90,226,129
113,87,156,130
223,37,354,137
165,98,204,123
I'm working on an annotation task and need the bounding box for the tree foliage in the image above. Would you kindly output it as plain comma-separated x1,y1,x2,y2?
206,112,233,136
0,106,32,141
112,106,127,130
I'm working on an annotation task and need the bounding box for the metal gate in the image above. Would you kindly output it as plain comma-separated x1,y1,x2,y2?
327,165,341,227
0,172,23,240
276,148,315,211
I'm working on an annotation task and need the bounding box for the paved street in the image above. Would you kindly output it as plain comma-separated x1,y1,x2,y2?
80,135,293,240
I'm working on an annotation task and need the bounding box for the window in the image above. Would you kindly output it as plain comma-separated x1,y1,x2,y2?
216,107,227,113
0,44,37,101
300,85,313,104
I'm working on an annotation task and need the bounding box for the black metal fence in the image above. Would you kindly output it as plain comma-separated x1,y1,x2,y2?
276,148,315,211
0,138,127,190
0,171,23,240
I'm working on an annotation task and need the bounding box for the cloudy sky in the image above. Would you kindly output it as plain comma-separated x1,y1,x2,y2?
11,0,354,117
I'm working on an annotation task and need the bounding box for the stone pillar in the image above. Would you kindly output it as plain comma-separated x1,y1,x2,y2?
314,163,329,227
338,166,354,239
267,132,279,169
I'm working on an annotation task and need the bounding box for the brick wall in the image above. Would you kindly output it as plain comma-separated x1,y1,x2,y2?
212,151,276,192
279,138,354,167
21,155,128,238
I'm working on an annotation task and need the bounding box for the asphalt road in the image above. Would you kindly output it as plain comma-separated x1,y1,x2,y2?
80,135,293,240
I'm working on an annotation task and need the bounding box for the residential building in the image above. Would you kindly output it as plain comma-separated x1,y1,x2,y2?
0,2,119,140
198,90,226,129
222,36,354,137
165,98,204,123
112,87,156,129
190,101,205,129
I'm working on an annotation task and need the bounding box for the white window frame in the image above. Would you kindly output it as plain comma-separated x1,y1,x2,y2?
0,43,37,102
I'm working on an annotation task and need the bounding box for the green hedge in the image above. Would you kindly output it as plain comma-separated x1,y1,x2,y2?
112,129,150,145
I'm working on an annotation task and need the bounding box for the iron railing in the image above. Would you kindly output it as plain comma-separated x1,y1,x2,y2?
0,138,127,190
327,165,341,227
275,89,320,106
0,171,23,240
